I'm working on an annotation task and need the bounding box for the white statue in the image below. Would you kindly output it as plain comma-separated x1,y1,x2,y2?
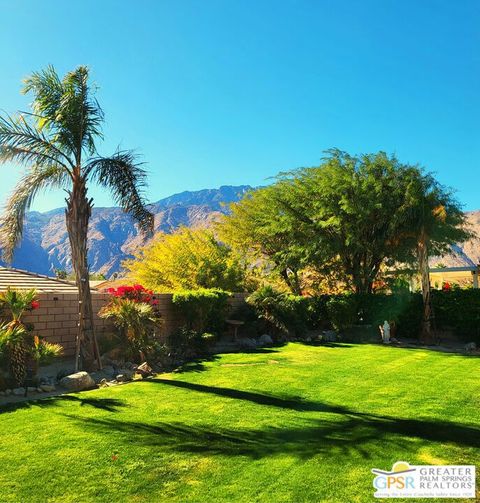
380,320,390,344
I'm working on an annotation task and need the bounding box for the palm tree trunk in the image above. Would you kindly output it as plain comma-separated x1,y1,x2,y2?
66,178,101,371
418,226,435,344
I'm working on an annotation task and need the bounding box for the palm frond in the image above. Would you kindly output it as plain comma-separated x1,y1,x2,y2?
22,64,63,126
0,114,73,171
0,165,70,262
86,151,154,234
61,66,104,155
22,65,104,159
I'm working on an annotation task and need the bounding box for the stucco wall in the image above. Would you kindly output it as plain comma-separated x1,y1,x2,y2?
22,292,247,356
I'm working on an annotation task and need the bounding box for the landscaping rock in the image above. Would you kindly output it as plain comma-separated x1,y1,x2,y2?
116,369,134,381
5,389,12,395
239,337,257,349
322,330,337,342
115,373,133,383
12,388,25,396
464,342,476,353
136,362,153,378
39,384,56,392
101,365,115,377
258,334,273,346
36,387,43,393
59,371,96,391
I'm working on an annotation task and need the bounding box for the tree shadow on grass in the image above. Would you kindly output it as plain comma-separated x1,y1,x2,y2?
174,355,220,373
0,395,127,414
148,379,342,412
63,402,480,460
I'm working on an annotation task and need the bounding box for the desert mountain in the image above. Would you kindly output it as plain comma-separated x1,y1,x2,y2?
1,185,478,277
2,185,252,277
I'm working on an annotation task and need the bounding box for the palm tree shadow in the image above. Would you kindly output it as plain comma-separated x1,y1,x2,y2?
65,411,480,460
0,395,126,414
63,381,480,459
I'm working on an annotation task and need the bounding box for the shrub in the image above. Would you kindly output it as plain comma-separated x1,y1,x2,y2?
247,286,309,336
98,297,161,361
355,293,422,337
305,295,330,330
172,289,231,334
326,295,358,331
432,289,480,341
31,336,63,366
168,327,217,358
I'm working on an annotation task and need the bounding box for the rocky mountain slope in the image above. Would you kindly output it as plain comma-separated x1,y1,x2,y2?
1,185,479,277
2,185,252,277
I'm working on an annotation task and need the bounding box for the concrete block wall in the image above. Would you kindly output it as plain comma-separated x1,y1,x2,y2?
22,293,114,356
21,292,248,357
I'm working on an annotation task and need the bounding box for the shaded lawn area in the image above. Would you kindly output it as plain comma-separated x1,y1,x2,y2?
0,344,479,502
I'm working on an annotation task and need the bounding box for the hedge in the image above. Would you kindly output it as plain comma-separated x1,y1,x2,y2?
244,287,480,342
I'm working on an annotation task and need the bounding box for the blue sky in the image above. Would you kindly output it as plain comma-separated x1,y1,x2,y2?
0,0,479,211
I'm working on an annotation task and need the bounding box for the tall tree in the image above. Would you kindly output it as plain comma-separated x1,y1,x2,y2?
220,150,470,301
398,173,471,343
218,186,311,294
0,66,153,370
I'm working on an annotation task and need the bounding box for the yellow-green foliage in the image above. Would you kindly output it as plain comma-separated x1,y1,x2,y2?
124,227,245,292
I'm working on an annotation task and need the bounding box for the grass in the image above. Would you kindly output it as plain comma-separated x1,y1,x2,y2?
0,343,479,502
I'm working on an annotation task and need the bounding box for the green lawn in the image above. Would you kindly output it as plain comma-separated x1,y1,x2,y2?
0,343,478,502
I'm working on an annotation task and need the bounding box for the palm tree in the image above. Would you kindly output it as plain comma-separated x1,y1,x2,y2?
404,173,471,344
0,66,154,370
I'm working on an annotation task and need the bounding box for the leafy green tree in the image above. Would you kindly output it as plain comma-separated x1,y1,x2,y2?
124,227,245,292
0,66,153,370
218,186,310,294
220,150,470,301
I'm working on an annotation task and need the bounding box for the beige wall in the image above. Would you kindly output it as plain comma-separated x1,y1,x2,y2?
22,292,247,356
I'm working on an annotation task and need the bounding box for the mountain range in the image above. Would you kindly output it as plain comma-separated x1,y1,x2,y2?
1,184,479,277
2,185,252,277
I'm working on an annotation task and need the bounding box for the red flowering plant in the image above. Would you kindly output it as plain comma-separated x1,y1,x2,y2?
442,282,451,292
107,284,158,305
100,284,161,362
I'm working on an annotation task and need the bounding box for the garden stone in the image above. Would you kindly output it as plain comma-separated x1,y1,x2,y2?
258,334,273,346
40,384,56,392
27,386,36,393
5,389,12,395
59,371,96,391
12,388,24,396
116,369,134,381
239,338,257,349
136,362,153,378
322,330,337,342
102,365,115,377
36,387,43,393
464,342,476,353
0,391,5,396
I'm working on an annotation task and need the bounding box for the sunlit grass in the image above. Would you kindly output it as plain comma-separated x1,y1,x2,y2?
0,343,478,502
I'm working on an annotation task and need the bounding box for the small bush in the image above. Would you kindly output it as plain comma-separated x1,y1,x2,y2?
432,289,480,341
98,297,161,361
168,327,217,358
31,336,63,366
247,286,309,336
172,289,231,334
326,295,358,331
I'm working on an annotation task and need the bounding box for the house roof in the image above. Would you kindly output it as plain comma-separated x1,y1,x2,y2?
0,267,93,293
